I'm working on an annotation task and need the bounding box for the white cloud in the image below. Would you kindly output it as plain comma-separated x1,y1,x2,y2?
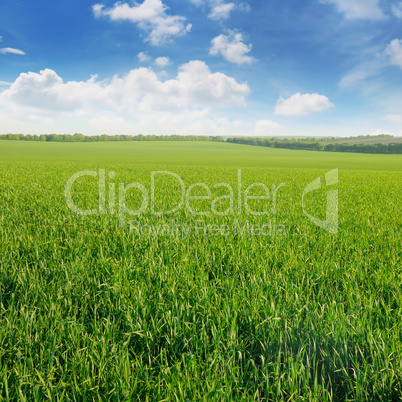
93,0,164,21
0,62,249,127
384,39,402,69
154,56,171,67
0,47,25,55
0,69,107,112
275,93,334,117
89,115,136,133
209,2,235,20
93,0,191,46
319,0,385,20
138,52,151,62
340,39,402,88
339,59,384,88
392,2,402,18
254,120,283,136
340,69,371,88
210,32,255,64
0,36,3,42
383,114,402,123
0,81,11,86
0,63,251,135
189,0,248,20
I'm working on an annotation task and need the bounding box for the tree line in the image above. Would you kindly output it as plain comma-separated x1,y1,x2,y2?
2,132,401,154
226,136,402,154
0,133,224,142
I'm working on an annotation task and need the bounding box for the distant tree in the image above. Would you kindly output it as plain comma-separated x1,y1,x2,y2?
73,133,85,142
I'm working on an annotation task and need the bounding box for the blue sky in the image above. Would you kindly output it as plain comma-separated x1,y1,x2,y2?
1,0,402,137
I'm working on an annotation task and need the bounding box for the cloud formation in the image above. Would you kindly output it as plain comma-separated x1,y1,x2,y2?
154,56,171,67
254,120,283,136
189,0,248,20
0,62,251,135
0,47,25,55
137,52,151,62
0,61,249,117
384,39,402,69
275,93,334,117
210,32,254,64
319,0,385,20
339,37,402,89
209,2,235,20
383,114,402,123
392,2,402,18
93,0,191,45
339,59,384,88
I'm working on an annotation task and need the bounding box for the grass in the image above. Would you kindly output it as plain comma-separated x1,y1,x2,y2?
0,142,401,400
1,141,402,170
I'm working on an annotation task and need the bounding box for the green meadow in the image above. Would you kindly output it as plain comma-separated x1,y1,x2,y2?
0,141,401,401
1,140,402,170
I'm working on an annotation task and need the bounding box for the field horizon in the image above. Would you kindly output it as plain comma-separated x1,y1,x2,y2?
1,140,401,171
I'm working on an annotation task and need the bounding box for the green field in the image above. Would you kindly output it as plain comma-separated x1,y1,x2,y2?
326,137,402,145
1,140,402,170
0,141,401,400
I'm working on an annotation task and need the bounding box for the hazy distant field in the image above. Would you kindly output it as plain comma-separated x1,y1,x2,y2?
0,142,401,400
326,137,402,145
1,140,402,171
